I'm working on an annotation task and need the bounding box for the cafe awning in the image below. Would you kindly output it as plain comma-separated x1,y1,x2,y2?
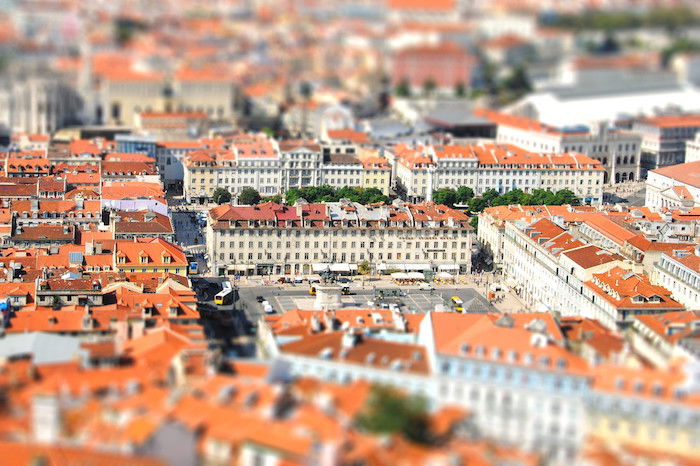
330,264,351,272
438,264,460,271
312,263,330,272
404,263,430,271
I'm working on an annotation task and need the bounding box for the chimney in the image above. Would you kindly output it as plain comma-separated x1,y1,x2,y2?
341,330,358,348
30,199,38,211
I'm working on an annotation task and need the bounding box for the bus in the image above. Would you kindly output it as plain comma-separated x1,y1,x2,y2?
188,261,199,275
214,288,233,305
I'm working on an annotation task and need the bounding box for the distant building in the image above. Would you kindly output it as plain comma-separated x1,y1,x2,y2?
633,114,700,177
645,160,700,210
478,108,641,184
392,43,476,94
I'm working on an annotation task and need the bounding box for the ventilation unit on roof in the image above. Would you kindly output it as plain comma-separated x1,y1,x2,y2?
318,347,333,359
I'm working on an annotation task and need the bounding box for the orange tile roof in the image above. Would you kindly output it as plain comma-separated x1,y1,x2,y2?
651,160,700,189
326,129,370,144
586,267,684,311
429,312,586,373
0,441,163,466
114,238,187,268
281,331,430,375
641,113,700,129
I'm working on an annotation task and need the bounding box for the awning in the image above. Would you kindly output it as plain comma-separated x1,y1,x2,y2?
228,264,254,270
438,264,460,271
406,271,425,280
436,271,453,279
330,264,351,272
312,263,330,272
391,272,409,279
377,263,389,271
349,264,358,270
404,263,430,271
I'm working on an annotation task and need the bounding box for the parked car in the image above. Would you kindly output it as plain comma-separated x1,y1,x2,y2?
418,282,434,291
256,296,264,303
337,277,352,284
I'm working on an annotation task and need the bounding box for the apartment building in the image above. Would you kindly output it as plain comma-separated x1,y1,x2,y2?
278,140,323,191
275,311,591,463
653,249,700,309
502,218,683,330
633,114,700,177
184,138,282,203
206,200,472,277
685,132,700,163
185,138,394,201
393,142,605,204
155,141,203,192
645,160,700,210
477,109,642,184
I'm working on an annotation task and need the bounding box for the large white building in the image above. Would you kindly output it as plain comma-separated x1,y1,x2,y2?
633,114,700,177
653,248,700,310
645,160,700,211
477,108,642,184
392,142,605,204
205,200,472,277
501,217,684,330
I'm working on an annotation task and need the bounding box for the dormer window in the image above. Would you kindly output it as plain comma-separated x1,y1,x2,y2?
162,254,171,264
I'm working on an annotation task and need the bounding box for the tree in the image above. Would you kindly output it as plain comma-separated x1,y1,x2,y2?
529,189,556,205
261,127,275,138
212,187,231,205
357,385,431,445
469,215,479,233
467,196,488,214
358,260,371,275
502,65,532,97
481,189,500,204
492,188,525,206
422,78,437,96
285,188,302,205
454,81,466,98
553,189,581,206
395,79,411,97
238,187,261,205
262,195,282,203
456,186,474,204
432,188,456,207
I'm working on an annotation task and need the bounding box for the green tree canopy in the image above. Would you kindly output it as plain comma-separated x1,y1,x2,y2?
358,260,370,275
432,188,456,207
357,385,431,445
395,79,411,97
285,188,302,205
456,186,474,204
454,81,466,98
553,189,581,206
238,187,261,205
423,77,437,96
212,187,231,205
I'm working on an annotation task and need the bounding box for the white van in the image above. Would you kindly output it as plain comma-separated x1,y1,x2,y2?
418,282,434,291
